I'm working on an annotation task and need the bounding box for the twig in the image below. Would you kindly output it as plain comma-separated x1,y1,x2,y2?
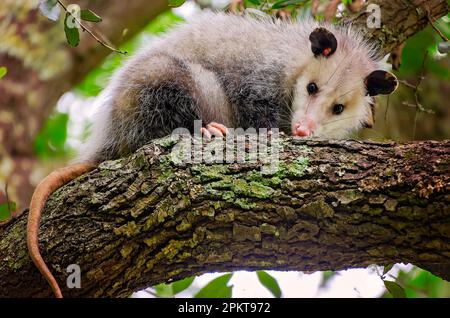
411,52,433,139
398,80,420,90
57,0,127,55
384,94,390,123
427,11,449,42
143,288,158,297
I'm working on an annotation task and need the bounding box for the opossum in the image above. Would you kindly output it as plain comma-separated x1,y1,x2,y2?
27,12,398,298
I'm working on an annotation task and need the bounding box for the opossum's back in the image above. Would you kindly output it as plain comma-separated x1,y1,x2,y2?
151,12,308,64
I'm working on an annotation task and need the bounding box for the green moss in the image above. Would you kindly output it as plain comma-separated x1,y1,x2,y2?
222,191,235,201
113,221,140,237
209,176,233,189
271,156,310,179
192,164,229,182
157,169,174,182
247,171,283,187
153,135,179,149
234,198,256,210
231,179,274,199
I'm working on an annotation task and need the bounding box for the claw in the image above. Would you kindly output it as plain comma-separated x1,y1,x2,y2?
200,127,212,140
200,122,229,140
207,122,229,135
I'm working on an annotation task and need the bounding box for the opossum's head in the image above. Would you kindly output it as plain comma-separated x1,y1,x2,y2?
291,27,398,138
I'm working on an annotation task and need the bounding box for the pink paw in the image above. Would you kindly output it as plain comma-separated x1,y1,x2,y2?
200,122,229,140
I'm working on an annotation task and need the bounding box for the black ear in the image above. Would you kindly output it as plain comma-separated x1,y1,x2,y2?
365,70,398,96
309,28,337,58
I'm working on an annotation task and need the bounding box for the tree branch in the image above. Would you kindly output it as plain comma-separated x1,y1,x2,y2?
0,0,448,298
0,137,449,297
347,0,448,55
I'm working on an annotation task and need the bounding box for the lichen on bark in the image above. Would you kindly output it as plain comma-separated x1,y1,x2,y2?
0,136,448,297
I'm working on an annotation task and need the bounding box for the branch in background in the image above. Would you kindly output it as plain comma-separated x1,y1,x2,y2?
39,0,127,54
57,0,127,54
347,0,448,56
324,0,341,21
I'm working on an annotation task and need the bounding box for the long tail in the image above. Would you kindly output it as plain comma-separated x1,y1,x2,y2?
27,163,96,298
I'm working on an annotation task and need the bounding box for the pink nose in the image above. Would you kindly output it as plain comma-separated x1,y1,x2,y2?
293,122,314,137
294,127,312,137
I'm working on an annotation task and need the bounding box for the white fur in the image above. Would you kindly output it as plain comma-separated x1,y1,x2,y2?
80,12,384,162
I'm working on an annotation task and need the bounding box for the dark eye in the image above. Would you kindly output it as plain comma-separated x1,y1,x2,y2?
332,104,345,115
307,82,318,95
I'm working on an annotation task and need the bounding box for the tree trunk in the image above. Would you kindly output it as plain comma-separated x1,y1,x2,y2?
0,136,449,297
0,0,169,211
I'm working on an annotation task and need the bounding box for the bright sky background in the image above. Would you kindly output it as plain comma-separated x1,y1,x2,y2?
56,0,413,298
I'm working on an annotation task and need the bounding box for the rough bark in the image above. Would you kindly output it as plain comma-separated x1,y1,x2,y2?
0,0,448,298
0,0,448,210
0,0,169,210
0,136,449,297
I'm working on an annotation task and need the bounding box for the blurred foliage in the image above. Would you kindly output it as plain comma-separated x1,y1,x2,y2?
397,15,449,80
33,113,69,159
382,266,450,298
40,0,114,50
194,273,233,298
383,280,407,298
318,270,337,289
0,201,16,221
153,276,195,297
0,66,7,79
256,270,282,298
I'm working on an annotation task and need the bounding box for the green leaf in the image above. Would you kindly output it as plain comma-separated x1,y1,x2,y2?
169,0,186,7
154,283,174,298
39,0,61,21
80,9,102,22
0,66,7,79
256,271,282,298
319,271,337,288
247,0,261,5
195,273,233,298
272,0,305,9
172,277,195,295
64,13,80,47
0,201,16,221
384,280,406,298
383,264,394,276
